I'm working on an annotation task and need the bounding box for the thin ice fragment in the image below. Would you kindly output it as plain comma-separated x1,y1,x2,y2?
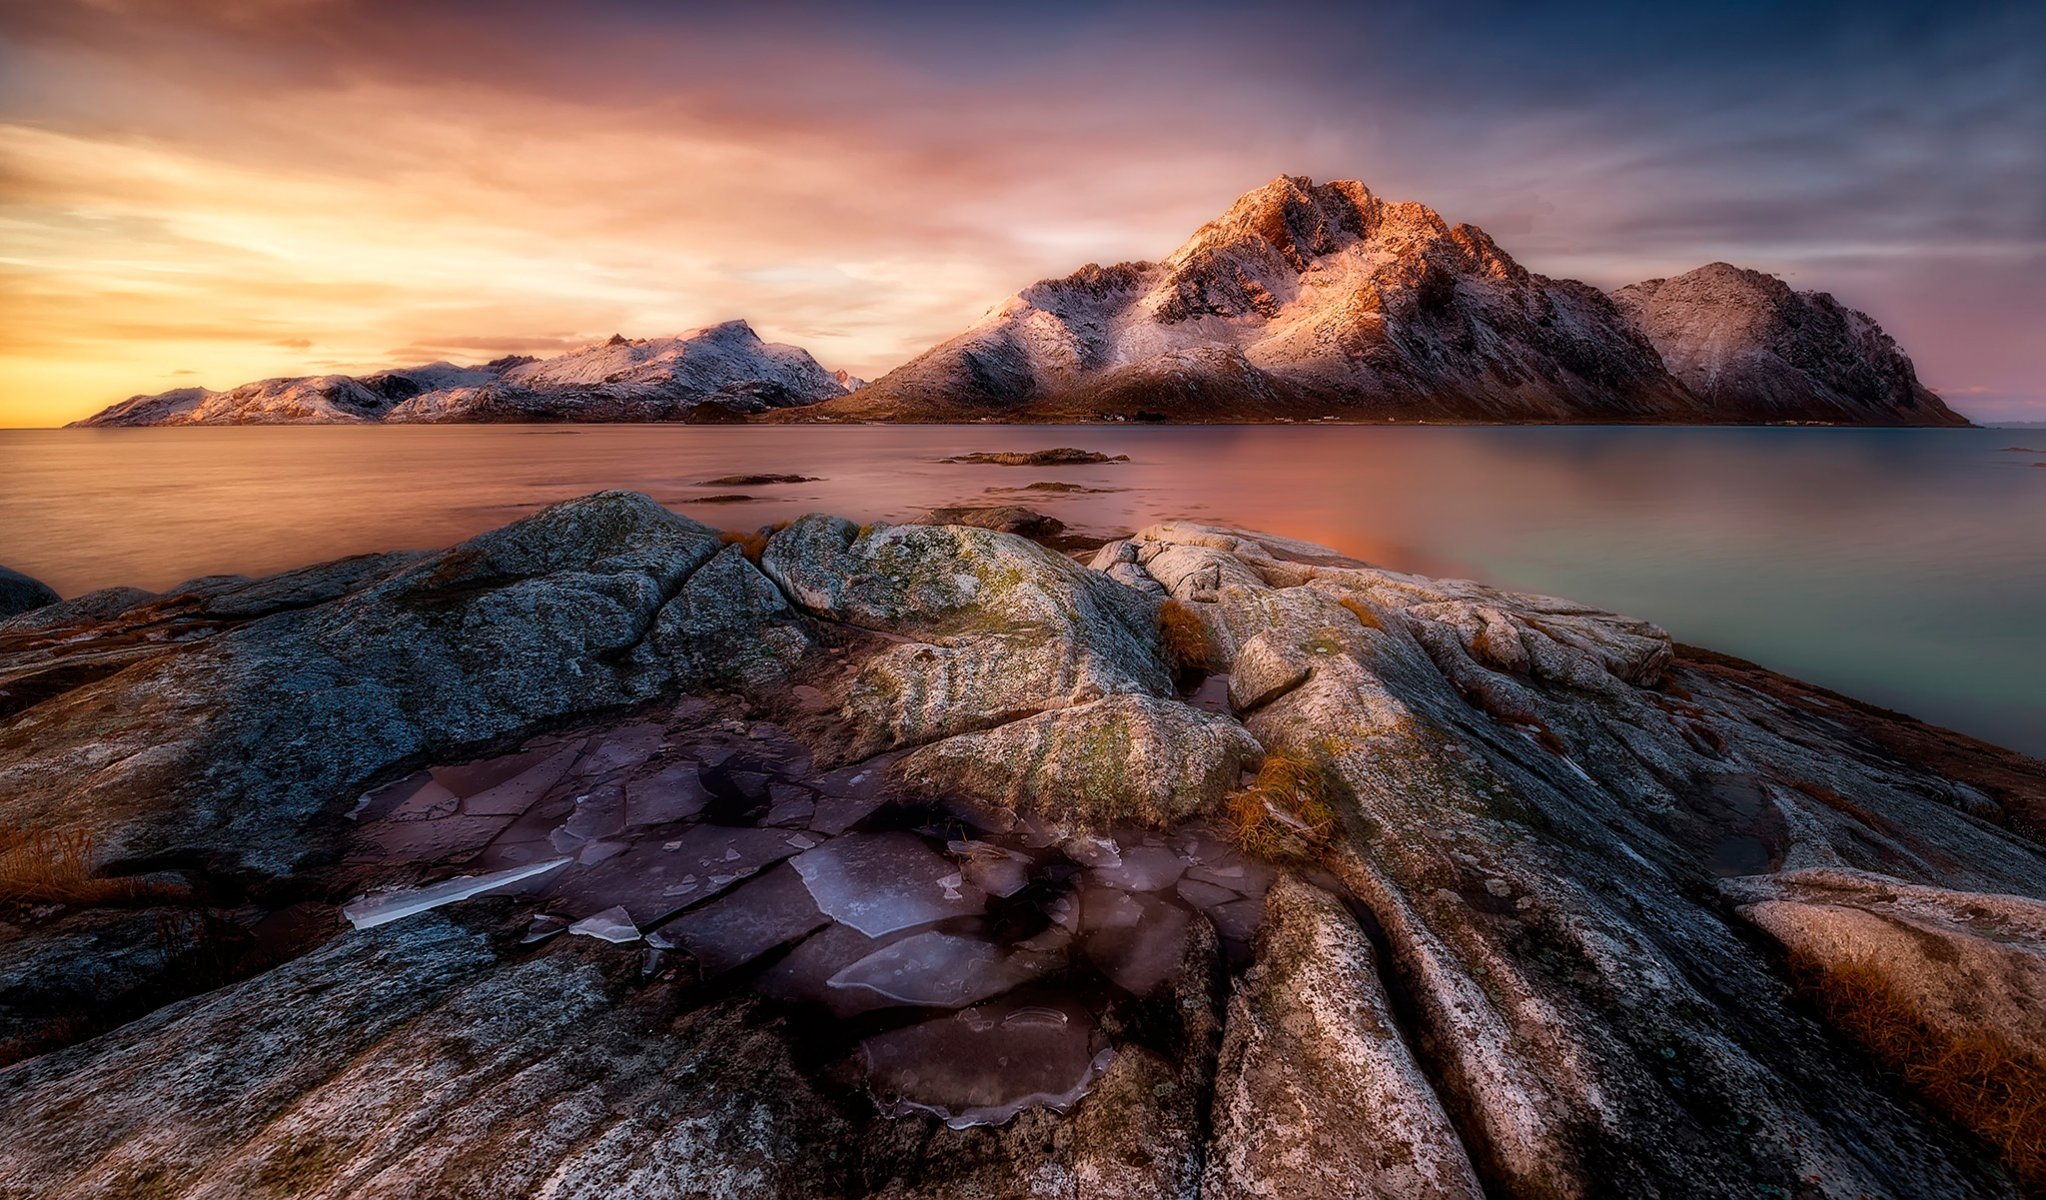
657,864,828,975
828,930,1057,1008
792,832,987,936
568,905,641,943
341,857,571,929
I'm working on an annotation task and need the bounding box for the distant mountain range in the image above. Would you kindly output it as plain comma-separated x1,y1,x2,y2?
77,177,1965,428
75,321,855,426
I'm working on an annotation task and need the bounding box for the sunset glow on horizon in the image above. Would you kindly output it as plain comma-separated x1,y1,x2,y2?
2,0,2041,427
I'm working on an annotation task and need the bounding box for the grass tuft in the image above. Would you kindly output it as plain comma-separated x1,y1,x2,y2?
1226,749,1338,861
719,528,771,564
1157,599,1217,677
1791,950,2046,1191
0,827,181,906
1337,595,1383,630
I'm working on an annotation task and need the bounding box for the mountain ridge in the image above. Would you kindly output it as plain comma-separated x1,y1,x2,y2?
75,177,1969,428
75,319,853,427
786,175,1966,426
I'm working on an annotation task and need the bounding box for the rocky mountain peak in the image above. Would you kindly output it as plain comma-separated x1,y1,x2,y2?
788,173,1956,427
692,318,762,343
1164,175,1380,272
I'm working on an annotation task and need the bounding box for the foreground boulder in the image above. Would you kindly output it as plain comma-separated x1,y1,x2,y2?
0,494,2040,1198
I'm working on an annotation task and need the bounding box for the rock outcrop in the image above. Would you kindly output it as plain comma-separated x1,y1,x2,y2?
785,176,1963,426
1,494,2040,1197
1613,263,1966,425
0,567,58,620
74,321,854,426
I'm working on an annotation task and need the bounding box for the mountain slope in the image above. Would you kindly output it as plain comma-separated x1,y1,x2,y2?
75,321,851,426
1612,263,1965,426
787,176,1961,426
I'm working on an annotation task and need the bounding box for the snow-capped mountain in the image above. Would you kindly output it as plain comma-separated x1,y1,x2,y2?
76,321,853,426
1611,263,1961,425
788,176,1962,426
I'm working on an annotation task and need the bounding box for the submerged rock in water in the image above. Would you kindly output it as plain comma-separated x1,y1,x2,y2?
939,448,1130,466
1,492,2041,1198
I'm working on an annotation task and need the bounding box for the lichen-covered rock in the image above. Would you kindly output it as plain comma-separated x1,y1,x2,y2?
1117,521,2044,1197
898,694,1262,829
0,493,748,872
649,544,815,694
764,516,1171,754
0,914,858,1199
1227,631,1312,712
1,498,2040,1199
1732,868,2046,1055
1204,876,1483,1199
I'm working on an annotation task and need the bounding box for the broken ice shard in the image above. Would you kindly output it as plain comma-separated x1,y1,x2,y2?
568,905,641,943
341,857,571,930
828,929,1059,1009
791,832,987,936
655,863,828,975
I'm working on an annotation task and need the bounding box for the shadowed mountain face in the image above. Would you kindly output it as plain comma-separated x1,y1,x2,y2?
1613,263,1962,425
788,176,1967,426
74,321,853,426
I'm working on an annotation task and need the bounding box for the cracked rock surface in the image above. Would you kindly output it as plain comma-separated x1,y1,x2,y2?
1,492,2041,1198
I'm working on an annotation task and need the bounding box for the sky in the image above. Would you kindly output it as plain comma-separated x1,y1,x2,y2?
0,0,2040,426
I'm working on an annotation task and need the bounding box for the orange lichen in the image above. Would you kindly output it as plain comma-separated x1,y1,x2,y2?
1337,595,1382,630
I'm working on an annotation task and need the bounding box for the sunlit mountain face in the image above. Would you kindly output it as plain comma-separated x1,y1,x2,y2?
0,0,2041,427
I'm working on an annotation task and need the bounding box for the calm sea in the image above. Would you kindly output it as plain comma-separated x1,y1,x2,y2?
3,425,2041,755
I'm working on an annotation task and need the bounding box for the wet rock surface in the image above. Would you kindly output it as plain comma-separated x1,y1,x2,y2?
1,493,2042,1198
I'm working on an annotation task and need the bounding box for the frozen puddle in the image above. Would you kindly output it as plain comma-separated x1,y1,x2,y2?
345,700,1274,1129
863,997,1116,1129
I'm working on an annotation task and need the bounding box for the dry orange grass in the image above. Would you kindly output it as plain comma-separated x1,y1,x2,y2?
1226,749,1338,861
1157,599,1217,676
719,528,771,564
0,827,177,905
1337,595,1383,630
1792,950,2046,1192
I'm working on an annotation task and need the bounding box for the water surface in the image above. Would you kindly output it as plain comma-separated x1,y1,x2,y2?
2,425,2040,754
